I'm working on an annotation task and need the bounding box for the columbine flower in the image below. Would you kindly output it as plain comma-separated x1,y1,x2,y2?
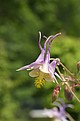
30,99,74,121
43,99,73,121
17,32,61,88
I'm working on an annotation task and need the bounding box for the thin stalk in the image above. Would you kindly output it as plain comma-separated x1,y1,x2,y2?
50,58,55,61
66,112,75,121
60,62,79,82
56,67,80,103
60,62,74,77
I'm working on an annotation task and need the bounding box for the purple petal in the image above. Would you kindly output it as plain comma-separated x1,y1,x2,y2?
37,35,55,73
49,60,57,72
49,59,60,78
53,100,66,115
48,60,60,82
48,68,57,82
44,51,50,64
36,49,45,62
17,47,45,71
43,33,61,67
16,62,42,71
45,33,61,54
48,33,61,46
44,35,53,51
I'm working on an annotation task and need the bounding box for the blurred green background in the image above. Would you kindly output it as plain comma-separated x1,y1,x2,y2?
0,0,80,121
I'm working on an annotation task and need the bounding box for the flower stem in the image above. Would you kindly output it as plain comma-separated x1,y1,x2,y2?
66,112,75,121
60,62,74,77
56,67,80,103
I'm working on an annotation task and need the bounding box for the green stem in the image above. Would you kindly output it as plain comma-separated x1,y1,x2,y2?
60,62,74,77
60,62,79,82
56,67,80,103
66,81,80,103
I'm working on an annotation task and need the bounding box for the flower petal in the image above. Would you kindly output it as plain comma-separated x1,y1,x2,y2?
55,72,62,80
49,60,57,73
39,63,49,73
17,32,46,71
29,68,40,77
44,73,55,82
16,61,42,71
35,49,45,62
40,33,61,74
17,47,45,71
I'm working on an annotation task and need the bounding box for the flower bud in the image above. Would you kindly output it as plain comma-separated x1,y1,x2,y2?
52,86,61,102
64,85,73,101
77,61,80,72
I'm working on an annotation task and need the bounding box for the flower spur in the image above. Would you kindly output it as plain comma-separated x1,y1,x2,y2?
17,32,61,88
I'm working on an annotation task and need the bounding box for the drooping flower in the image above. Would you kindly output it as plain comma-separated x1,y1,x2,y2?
30,99,74,121
42,99,73,121
17,32,61,88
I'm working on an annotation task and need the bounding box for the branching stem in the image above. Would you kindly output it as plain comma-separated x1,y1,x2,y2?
56,67,80,103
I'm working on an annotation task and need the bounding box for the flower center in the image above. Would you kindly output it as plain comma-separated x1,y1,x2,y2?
34,71,46,88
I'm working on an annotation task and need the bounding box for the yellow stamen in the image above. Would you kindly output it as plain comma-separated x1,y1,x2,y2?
36,71,39,75
34,77,45,88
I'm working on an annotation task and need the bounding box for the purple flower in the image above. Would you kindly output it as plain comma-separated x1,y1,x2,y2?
29,99,73,121
43,99,73,121
17,32,61,88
